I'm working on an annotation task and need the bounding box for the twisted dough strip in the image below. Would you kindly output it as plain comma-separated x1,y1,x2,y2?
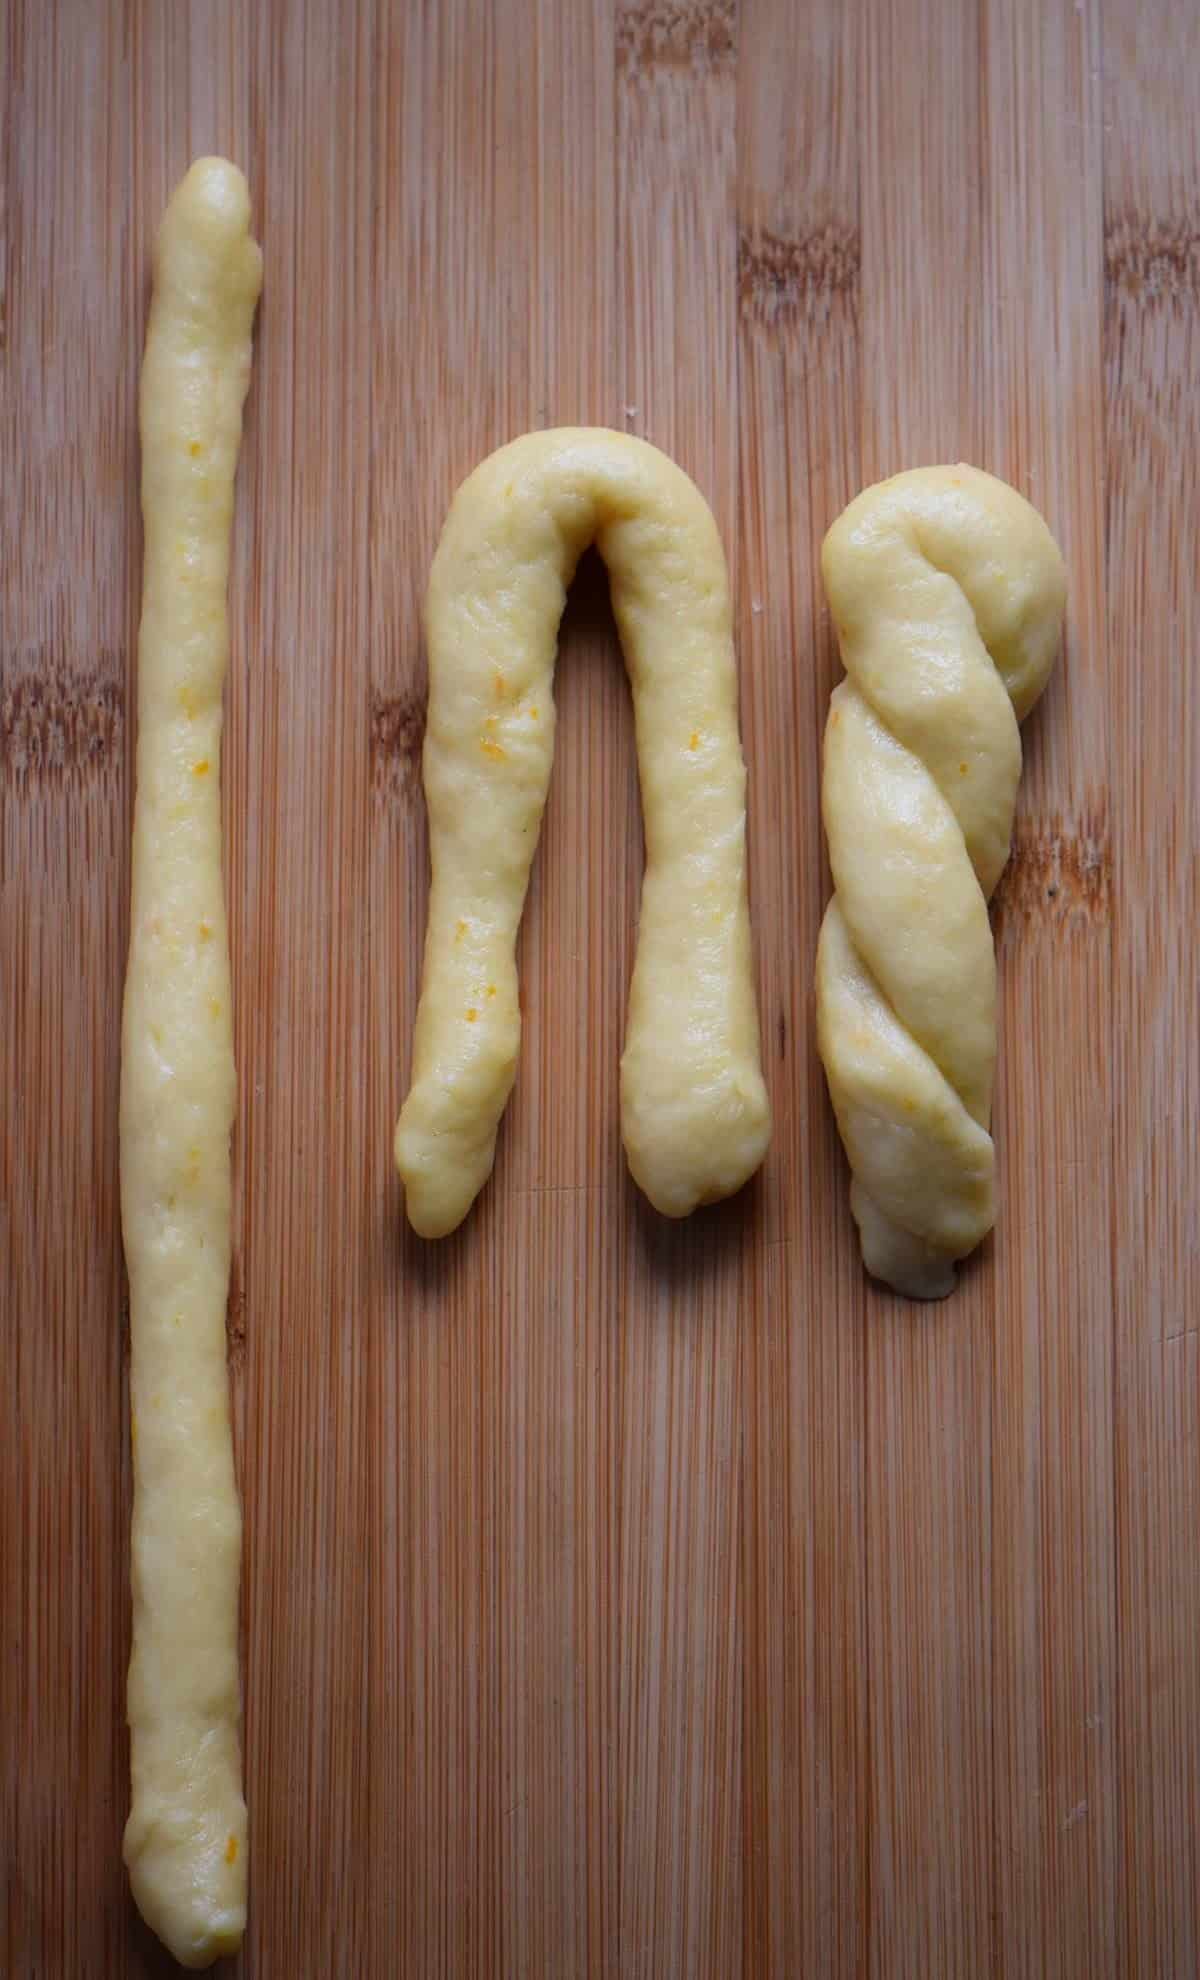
396,428,771,1236
815,466,1065,1299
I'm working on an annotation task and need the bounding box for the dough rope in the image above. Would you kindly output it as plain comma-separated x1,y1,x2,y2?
120,160,260,1966
815,465,1065,1299
396,428,771,1236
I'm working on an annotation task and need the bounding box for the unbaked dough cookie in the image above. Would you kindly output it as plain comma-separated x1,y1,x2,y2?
815,465,1065,1298
395,428,771,1236
120,158,261,1967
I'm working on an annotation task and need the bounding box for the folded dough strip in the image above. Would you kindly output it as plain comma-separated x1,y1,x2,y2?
816,466,1065,1298
120,160,261,1967
396,428,771,1236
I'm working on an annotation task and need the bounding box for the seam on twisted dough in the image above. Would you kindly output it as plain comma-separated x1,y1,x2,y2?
825,679,998,1127
817,464,1065,1299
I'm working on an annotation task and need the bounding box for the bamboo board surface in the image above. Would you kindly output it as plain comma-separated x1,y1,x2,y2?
2,1,1197,1974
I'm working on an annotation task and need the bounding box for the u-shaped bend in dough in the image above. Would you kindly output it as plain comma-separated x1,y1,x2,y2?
396,428,772,1237
815,465,1065,1300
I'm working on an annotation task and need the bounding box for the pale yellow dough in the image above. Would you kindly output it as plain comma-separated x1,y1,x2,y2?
396,428,771,1236
119,159,260,1966
815,465,1065,1298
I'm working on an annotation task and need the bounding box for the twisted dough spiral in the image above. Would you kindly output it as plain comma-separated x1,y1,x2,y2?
815,466,1065,1299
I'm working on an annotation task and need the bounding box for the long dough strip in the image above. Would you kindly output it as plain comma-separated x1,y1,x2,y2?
815,465,1065,1298
396,428,771,1236
120,159,261,1967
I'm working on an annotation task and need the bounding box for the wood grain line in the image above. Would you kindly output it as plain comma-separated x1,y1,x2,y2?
981,4,1119,1970
616,0,736,73
1,651,125,781
368,0,533,1966
616,11,744,1973
1104,3,1200,1973
2,3,136,1971
736,1,866,1973
858,2,995,1971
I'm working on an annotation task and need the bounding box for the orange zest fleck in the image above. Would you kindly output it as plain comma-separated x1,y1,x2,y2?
455,919,468,941
466,1007,478,1023
198,921,212,942
225,1835,238,1865
486,984,496,999
481,737,506,761
494,670,506,700
189,441,203,459
193,759,210,777
959,761,969,775
689,731,700,750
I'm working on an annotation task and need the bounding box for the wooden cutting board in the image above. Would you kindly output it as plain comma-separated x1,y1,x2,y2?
3,1,1197,1974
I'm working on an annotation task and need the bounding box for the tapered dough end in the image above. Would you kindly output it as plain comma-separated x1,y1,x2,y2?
850,1181,958,1301
395,1127,477,1238
169,157,252,232
621,1066,772,1217
154,158,263,316
395,1104,501,1238
125,1813,247,1969
394,986,521,1236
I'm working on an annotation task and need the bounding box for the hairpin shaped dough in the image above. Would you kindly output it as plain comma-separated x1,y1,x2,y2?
396,427,771,1235
119,159,261,1966
815,465,1065,1299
